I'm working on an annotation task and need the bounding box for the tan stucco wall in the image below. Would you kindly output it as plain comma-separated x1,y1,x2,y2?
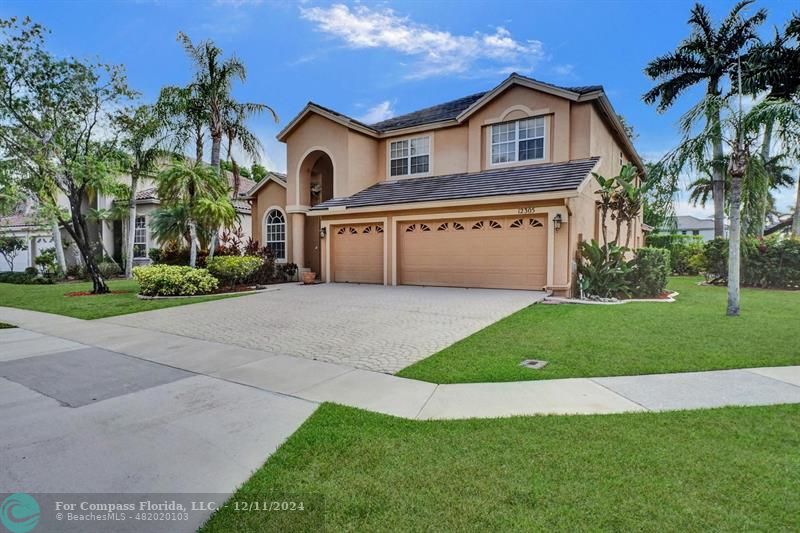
285,113,351,206
465,85,572,172
250,180,290,260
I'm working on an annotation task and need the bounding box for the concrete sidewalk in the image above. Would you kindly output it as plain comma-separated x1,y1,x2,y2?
3,306,800,420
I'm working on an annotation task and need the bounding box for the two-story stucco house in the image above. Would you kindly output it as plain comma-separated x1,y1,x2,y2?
249,73,644,295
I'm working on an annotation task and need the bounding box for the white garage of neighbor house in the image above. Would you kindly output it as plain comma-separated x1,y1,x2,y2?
0,214,56,272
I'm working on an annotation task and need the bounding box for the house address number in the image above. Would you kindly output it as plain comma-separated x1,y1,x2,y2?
518,207,536,214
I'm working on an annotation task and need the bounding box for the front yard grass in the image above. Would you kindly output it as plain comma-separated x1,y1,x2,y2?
398,276,800,383
0,279,239,320
200,403,800,532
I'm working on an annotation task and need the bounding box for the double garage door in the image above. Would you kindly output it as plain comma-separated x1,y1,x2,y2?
331,215,547,290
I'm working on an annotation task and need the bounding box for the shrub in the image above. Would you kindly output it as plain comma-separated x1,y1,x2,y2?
133,265,218,296
577,240,631,299
646,234,704,274
34,249,59,276
277,262,298,281
147,248,162,263
628,247,670,297
24,266,39,276
206,255,262,287
97,261,121,279
704,236,800,290
0,271,55,284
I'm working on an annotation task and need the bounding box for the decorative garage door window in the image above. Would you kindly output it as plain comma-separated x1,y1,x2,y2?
265,209,286,260
337,225,384,235
509,218,544,229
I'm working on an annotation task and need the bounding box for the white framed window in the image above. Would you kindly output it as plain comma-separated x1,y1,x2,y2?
133,216,147,258
389,136,430,177
265,209,286,261
490,116,545,165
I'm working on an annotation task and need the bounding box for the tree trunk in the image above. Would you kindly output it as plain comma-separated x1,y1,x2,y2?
793,174,800,237
207,232,217,260
210,133,222,171
125,174,138,278
188,219,198,268
51,221,66,275
711,110,726,239
755,121,773,238
232,158,240,197
727,174,742,316
194,124,204,164
64,203,109,294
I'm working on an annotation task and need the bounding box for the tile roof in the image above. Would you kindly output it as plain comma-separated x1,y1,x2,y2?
369,92,488,132
312,157,599,211
133,171,257,214
367,74,603,132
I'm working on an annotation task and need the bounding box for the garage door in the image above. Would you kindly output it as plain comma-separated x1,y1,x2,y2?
398,215,547,290
332,223,384,284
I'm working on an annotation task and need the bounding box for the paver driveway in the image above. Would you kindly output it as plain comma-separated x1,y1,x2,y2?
105,284,546,373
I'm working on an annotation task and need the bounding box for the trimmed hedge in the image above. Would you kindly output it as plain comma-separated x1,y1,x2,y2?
0,271,55,285
628,247,670,297
704,237,800,289
133,265,218,296
206,256,262,287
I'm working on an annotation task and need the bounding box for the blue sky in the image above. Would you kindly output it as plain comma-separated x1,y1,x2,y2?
3,0,797,215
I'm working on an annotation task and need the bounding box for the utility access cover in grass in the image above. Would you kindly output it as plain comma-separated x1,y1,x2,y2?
519,359,548,369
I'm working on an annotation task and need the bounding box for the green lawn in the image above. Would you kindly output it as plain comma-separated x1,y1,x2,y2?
0,322,15,328
0,279,238,320
398,277,800,383
200,403,800,532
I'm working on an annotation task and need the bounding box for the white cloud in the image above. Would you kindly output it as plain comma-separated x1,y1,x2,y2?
357,101,394,124
299,4,544,79
552,64,574,77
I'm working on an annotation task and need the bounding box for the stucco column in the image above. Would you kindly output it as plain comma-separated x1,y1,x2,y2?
292,213,306,269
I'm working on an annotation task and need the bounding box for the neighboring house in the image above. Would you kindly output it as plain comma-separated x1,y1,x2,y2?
764,215,794,238
657,216,722,242
0,211,56,273
243,171,288,260
268,73,645,296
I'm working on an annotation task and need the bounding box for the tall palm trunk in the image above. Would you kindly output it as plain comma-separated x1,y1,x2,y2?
727,172,742,316
51,221,66,275
793,174,800,237
188,219,198,268
124,173,138,278
710,106,726,239
755,121,773,237
210,132,222,171
194,124,204,164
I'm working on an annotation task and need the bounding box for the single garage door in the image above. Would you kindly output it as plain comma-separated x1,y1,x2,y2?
332,223,384,284
398,215,547,290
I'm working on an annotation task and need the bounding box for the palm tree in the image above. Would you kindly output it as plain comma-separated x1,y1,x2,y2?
157,85,208,164
155,159,234,267
643,0,766,238
114,104,168,278
222,100,278,195
176,32,242,171
743,14,800,236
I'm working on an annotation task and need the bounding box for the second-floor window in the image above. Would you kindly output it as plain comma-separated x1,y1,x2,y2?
491,116,545,165
390,136,430,177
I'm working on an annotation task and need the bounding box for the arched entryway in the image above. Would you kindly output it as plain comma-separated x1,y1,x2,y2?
296,150,334,277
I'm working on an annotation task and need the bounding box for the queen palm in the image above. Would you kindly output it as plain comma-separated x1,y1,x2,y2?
643,0,766,238
155,159,234,267
223,100,278,195
115,104,168,278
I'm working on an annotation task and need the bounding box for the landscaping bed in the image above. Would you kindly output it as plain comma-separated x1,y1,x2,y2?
397,277,800,384
200,403,800,532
